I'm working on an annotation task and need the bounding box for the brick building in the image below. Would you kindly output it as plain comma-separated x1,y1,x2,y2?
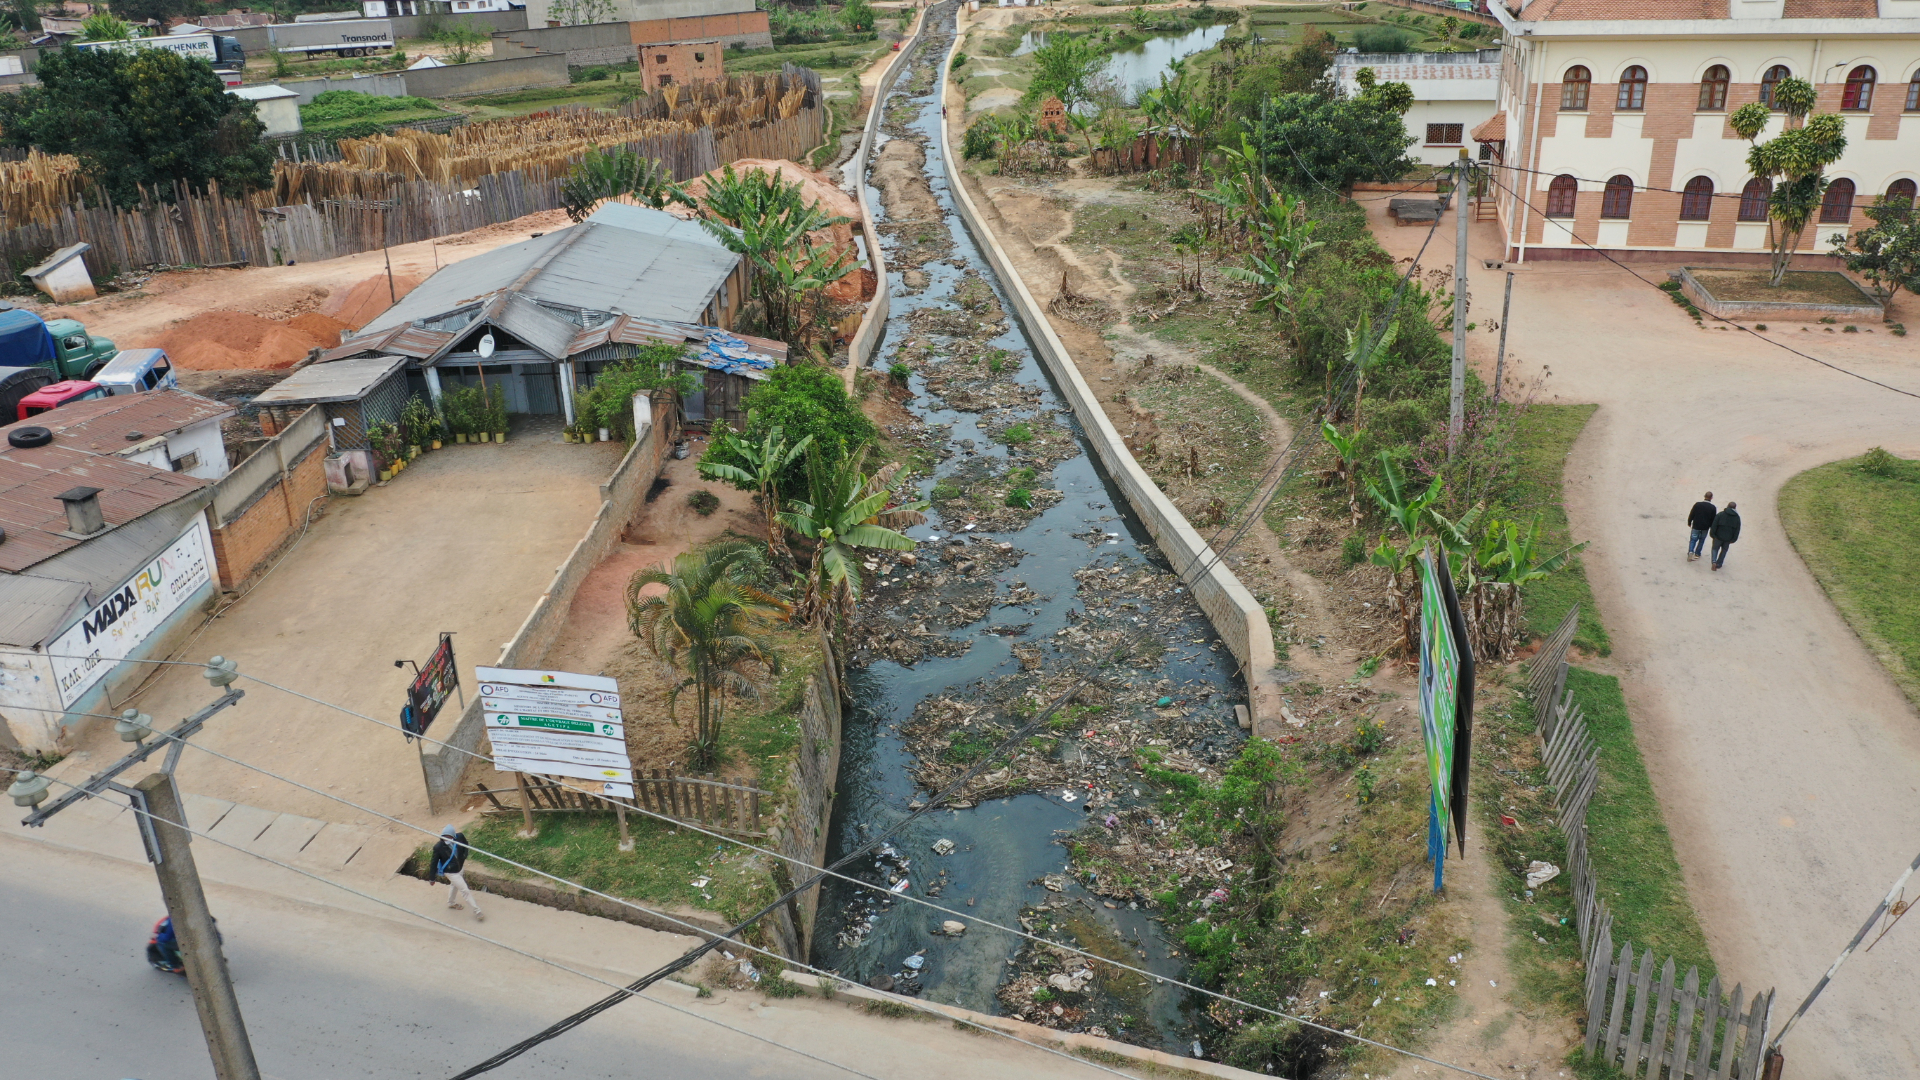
1484,0,1920,261
640,38,722,89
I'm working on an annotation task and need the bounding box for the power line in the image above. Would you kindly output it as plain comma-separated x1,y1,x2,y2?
1,765,893,1080
35,655,1509,1080
1478,168,1920,401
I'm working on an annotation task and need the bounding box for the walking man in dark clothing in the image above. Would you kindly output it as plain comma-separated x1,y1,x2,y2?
432,824,484,921
1709,501,1741,571
1687,491,1716,562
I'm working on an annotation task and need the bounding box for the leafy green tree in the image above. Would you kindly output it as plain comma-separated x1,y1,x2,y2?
779,446,926,637
561,146,688,221
0,47,272,207
80,11,132,39
841,0,874,33
109,0,194,27
1022,33,1103,110
575,344,697,439
700,424,815,557
1246,91,1418,192
433,18,489,64
1226,26,1337,119
701,365,876,496
1730,78,1846,287
1830,195,1920,311
627,541,790,771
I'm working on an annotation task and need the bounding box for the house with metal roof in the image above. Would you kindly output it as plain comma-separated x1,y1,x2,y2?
322,203,783,426
0,398,229,753
21,388,235,482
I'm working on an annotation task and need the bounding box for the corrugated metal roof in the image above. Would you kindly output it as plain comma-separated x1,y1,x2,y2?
584,203,736,251
0,443,208,574
321,323,457,362
0,571,90,648
15,389,233,454
357,231,570,336
252,355,410,406
494,292,579,361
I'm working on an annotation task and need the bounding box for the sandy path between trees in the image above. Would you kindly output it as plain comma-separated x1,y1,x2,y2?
1367,202,1920,1079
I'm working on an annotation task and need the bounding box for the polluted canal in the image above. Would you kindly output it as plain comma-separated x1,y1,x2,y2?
812,2,1249,1055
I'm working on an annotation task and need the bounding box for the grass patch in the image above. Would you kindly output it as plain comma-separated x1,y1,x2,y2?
1685,268,1880,308
1508,403,1610,654
461,811,777,922
1779,450,1920,711
1566,666,1714,977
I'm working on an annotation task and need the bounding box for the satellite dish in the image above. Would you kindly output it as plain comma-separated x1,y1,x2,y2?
477,332,496,359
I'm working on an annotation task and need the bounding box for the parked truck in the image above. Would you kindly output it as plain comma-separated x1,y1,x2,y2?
74,32,248,86
264,18,395,57
0,308,118,381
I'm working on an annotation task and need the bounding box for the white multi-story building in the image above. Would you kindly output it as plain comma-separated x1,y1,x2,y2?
1333,48,1504,167
1482,0,1920,261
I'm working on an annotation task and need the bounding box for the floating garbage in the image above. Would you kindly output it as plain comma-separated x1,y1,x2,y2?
931,838,955,856
891,879,911,893
941,920,966,936
1191,1041,1205,1059
902,953,926,971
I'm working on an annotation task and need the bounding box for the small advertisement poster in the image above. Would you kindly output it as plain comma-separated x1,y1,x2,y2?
403,635,459,740
477,667,632,797
50,517,214,709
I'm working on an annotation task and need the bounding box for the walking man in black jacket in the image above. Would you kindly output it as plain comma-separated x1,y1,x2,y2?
1709,501,1741,571
432,824,484,921
1686,491,1716,562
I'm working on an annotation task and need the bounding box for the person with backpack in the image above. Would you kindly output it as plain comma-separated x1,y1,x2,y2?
1709,500,1741,571
1686,491,1717,562
431,825,483,921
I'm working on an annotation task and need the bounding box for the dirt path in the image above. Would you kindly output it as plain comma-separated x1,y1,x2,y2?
1366,201,1920,1078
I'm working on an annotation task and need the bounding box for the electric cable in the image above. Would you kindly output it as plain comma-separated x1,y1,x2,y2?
23,658,1511,1080
1479,168,1920,401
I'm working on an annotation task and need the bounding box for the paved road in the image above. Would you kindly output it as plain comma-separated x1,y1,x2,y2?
0,840,1115,1080
1366,207,1920,1078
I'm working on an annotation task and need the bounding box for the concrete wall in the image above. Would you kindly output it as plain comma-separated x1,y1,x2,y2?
419,395,680,810
274,72,411,105
764,642,842,959
402,52,570,97
845,6,925,372
936,12,1285,735
522,0,753,28
629,11,768,50
490,21,637,65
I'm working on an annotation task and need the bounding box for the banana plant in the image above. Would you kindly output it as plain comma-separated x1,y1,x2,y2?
1365,453,1441,540
1320,421,1363,526
1343,310,1399,428
779,446,928,650
699,423,814,559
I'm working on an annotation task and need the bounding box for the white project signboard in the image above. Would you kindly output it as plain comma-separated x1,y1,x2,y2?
477,667,632,797
51,517,214,708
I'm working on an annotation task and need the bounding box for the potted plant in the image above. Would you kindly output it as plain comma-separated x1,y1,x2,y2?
488,393,509,443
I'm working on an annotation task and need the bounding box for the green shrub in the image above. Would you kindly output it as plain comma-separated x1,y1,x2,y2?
1005,487,1034,508
1352,26,1416,53
1000,422,1034,445
1859,446,1911,480
1340,534,1367,566
687,489,721,515
890,362,911,383
962,120,997,161
301,90,440,123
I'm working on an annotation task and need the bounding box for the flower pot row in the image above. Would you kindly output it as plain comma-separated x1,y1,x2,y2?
562,428,615,443
450,432,510,444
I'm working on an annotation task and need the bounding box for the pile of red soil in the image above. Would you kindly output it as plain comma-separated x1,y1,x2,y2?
318,271,424,331
152,309,357,371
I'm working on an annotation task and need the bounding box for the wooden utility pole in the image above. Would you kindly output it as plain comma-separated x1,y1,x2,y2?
1448,152,1470,458
138,772,261,1080
1493,271,1514,405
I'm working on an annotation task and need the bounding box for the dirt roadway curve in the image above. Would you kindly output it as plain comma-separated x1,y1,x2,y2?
1502,262,1920,1076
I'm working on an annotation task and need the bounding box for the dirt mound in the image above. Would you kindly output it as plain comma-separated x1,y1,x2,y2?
317,273,424,331
152,309,351,371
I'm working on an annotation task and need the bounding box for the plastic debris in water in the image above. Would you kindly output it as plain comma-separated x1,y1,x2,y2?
903,953,926,970
1191,1041,1205,1058
891,879,911,893
932,838,955,855
1060,791,1078,803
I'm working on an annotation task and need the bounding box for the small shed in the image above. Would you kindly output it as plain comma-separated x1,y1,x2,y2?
1038,95,1068,136
232,84,303,136
24,243,95,303
250,355,410,451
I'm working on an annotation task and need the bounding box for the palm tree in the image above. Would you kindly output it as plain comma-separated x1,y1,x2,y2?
779,446,927,641
700,424,814,559
627,541,790,771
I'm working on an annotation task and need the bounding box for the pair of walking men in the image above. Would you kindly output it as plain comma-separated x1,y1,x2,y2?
1686,492,1741,571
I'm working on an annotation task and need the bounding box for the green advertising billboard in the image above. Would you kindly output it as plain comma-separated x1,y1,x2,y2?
1417,545,1475,890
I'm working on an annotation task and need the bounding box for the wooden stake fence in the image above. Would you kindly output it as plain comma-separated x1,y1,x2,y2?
471,770,769,836
1525,604,1774,1077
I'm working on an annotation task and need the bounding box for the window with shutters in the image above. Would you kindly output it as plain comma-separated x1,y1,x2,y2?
1820,178,1855,223
1680,177,1714,220
1546,174,1578,217
169,451,199,474
1908,72,1920,112
1617,66,1648,110
1738,178,1771,221
1425,123,1463,146
1698,65,1729,111
1561,66,1590,110
1886,179,1918,206
1760,65,1791,109
1842,66,1875,111
1601,175,1634,218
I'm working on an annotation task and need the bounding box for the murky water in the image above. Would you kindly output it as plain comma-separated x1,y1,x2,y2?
811,3,1244,1055
1013,25,1229,97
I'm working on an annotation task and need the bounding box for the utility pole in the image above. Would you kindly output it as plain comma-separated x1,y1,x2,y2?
139,771,262,1080
1448,151,1471,458
1492,271,1514,405
9,659,257,1080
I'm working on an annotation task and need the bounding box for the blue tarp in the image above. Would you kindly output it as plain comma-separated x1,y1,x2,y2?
0,309,56,371
693,328,778,379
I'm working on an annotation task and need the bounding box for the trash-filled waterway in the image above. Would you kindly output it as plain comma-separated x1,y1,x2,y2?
811,3,1248,1055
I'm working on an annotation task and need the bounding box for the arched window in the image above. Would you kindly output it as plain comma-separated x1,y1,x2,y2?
1886,178,1918,206
1601,175,1634,218
1760,65,1791,109
1908,71,1920,111
1680,177,1715,220
1842,66,1876,111
1698,65,1730,111
1821,178,1856,223
1739,178,1772,221
1561,66,1591,110
1617,66,1648,110
1546,174,1578,217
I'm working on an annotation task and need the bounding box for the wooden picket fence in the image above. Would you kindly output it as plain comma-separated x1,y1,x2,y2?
471,770,770,837
1526,604,1774,1077
1090,132,1204,174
